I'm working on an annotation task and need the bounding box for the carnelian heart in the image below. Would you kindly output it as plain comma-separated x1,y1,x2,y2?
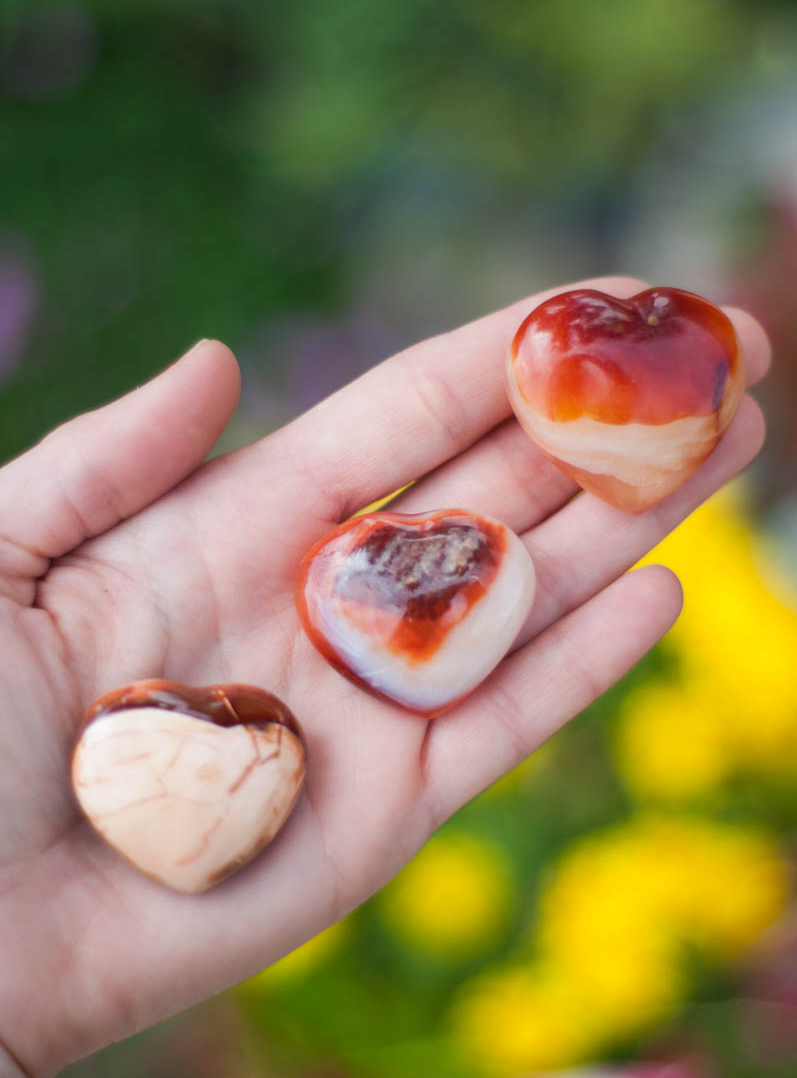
71,681,305,893
296,510,536,717
506,287,745,512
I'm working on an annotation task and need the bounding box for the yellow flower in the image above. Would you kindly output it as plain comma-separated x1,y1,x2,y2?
633,489,797,784
451,965,596,1075
449,815,787,1074
662,823,788,957
352,484,412,516
615,682,731,800
241,919,349,990
540,815,787,967
674,582,797,762
380,831,513,958
537,826,685,1030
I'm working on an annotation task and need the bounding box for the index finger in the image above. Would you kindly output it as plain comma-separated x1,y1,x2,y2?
284,275,648,519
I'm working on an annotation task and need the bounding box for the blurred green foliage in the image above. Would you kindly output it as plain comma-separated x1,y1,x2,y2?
1,0,791,461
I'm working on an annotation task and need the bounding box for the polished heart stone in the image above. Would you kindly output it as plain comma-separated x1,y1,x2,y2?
506,287,745,512
71,681,305,893
296,510,536,716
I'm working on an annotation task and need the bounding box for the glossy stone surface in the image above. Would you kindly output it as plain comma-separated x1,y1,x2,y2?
506,287,745,512
72,681,305,893
296,510,536,716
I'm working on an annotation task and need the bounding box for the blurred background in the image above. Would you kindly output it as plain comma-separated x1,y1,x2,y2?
2,0,796,1075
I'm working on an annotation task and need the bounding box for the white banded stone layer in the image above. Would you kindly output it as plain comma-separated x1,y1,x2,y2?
505,373,733,509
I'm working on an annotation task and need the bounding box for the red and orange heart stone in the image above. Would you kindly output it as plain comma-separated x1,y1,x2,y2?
296,510,536,716
506,287,745,512
71,681,306,893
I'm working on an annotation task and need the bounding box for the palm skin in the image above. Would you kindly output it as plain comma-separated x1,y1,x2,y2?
0,277,770,1077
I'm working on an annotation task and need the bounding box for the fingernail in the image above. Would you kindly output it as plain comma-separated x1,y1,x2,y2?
182,338,210,358
167,339,211,371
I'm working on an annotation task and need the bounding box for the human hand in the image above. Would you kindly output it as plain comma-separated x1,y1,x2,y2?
0,277,770,1077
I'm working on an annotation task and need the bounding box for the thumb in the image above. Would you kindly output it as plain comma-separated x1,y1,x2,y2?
0,339,240,595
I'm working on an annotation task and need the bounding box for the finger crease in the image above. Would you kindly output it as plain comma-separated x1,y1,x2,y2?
406,358,472,457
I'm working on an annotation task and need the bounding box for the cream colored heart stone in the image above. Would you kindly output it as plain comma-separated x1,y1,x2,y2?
71,681,306,893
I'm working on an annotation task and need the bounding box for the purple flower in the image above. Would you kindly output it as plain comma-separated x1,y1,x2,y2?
238,310,399,430
0,248,37,383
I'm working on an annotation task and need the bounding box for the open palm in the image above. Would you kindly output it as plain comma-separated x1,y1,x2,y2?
0,277,769,1077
